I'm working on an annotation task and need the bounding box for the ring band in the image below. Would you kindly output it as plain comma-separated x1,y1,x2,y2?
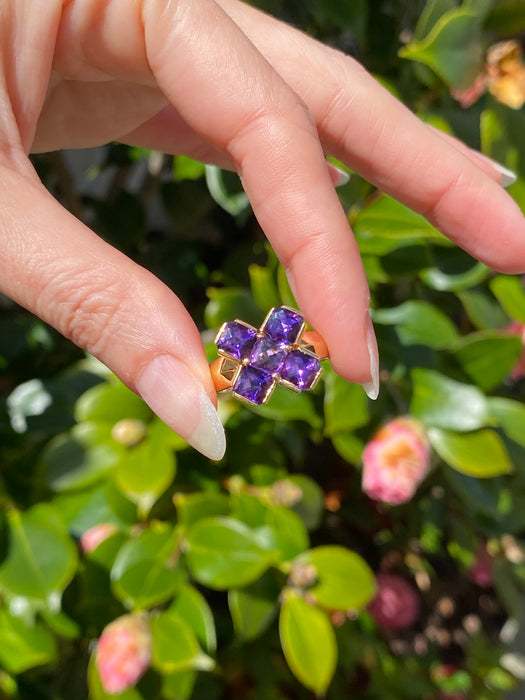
209,306,329,406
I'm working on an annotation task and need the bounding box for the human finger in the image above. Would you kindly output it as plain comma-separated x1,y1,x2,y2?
0,163,225,460
141,0,377,391
215,0,525,273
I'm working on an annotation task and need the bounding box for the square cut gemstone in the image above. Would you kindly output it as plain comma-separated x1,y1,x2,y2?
233,365,275,405
262,306,304,346
249,335,287,374
216,321,257,360
280,349,321,391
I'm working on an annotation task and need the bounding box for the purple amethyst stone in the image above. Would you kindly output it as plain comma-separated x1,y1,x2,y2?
216,321,257,361
233,366,275,405
280,350,321,391
262,307,304,346
249,335,287,374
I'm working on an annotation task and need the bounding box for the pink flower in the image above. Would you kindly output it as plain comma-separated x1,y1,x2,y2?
362,417,430,505
95,614,152,694
368,573,420,630
507,321,525,379
468,544,493,588
80,523,118,554
451,73,486,108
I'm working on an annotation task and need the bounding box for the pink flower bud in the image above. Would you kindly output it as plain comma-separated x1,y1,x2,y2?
368,573,420,630
450,73,486,108
80,523,118,554
468,544,493,588
95,614,152,694
362,417,430,505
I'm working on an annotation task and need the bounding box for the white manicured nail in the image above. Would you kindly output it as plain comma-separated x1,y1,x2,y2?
472,151,517,188
327,162,351,187
361,313,380,400
136,355,225,460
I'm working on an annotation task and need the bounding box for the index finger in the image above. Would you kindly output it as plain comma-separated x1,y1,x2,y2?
142,0,377,388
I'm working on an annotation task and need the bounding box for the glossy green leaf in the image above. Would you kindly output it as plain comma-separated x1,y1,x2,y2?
458,289,509,330
174,491,230,528
258,506,309,562
173,155,205,181
0,610,57,674
161,670,196,700
185,517,276,590
170,584,216,653
114,435,176,516
487,397,525,448
410,368,490,431
75,380,152,424
429,428,512,477
324,369,369,435
111,525,184,608
249,263,281,311
204,287,261,329
0,508,78,601
419,261,489,292
331,432,365,465
228,571,281,641
413,0,457,41
453,331,522,390
151,610,214,674
231,492,267,529
287,475,324,531
42,422,122,492
399,10,483,89
279,595,337,695
372,300,459,349
250,385,322,428
353,195,448,254
490,275,525,324
6,378,53,433
298,545,375,611
205,165,250,217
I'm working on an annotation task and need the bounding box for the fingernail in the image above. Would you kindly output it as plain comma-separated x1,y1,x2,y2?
361,313,380,400
471,151,517,188
136,355,226,460
327,162,351,187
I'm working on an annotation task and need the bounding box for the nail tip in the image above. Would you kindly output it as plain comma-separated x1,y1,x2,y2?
501,171,518,188
361,381,380,400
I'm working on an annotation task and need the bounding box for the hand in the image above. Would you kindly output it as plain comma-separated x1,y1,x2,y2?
2,0,524,459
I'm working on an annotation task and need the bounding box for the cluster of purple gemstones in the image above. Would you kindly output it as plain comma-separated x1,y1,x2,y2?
215,306,323,405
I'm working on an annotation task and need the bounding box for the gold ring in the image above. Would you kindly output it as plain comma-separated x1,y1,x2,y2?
209,306,329,406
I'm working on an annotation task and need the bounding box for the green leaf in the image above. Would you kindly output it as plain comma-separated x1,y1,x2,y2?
413,0,458,41
205,165,250,217
173,155,205,181
258,506,309,563
486,1,525,34
490,275,525,323
249,264,281,311
331,432,365,465
151,610,214,674
279,595,337,695
75,380,152,424
399,9,483,89
174,491,230,528
410,368,490,431
353,195,448,255
185,517,276,590
6,378,52,433
114,435,176,517
0,508,78,601
419,261,489,292
453,331,522,390
170,584,217,653
287,475,324,531
250,385,322,428
372,301,459,349
428,428,512,477
487,397,525,448
111,525,184,609
204,287,261,329
42,422,122,492
324,370,369,435
228,571,281,641
161,670,196,700
298,546,375,611
0,610,58,674
458,289,509,330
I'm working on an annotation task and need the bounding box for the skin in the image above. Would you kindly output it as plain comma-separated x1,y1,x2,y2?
1,0,525,455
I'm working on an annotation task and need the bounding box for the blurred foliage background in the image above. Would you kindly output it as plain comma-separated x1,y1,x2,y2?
2,0,525,698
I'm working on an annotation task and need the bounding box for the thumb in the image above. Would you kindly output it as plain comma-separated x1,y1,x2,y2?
0,163,225,460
